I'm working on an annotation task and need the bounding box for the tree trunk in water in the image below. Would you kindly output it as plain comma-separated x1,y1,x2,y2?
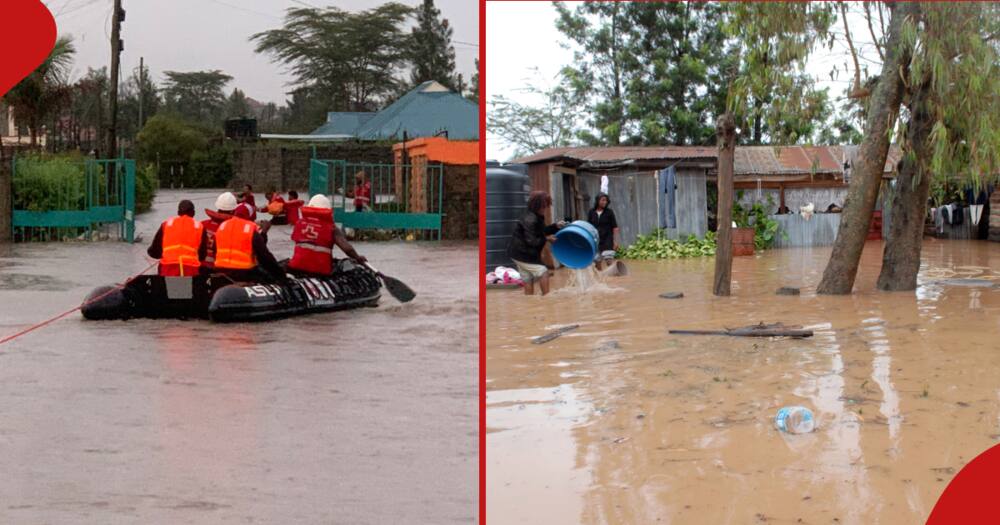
713,113,736,296
877,78,933,291
816,1,918,295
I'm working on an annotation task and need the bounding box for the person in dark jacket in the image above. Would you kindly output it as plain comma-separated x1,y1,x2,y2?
507,191,564,296
586,192,619,270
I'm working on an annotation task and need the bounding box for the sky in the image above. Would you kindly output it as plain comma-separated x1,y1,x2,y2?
43,0,479,106
486,1,882,162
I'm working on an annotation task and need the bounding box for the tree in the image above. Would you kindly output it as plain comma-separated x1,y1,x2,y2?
118,68,161,143
161,70,232,125
135,114,207,166
816,2,919,294
878,2,1000,290
555,2,834,147
225,88,252,119
251,4,413,113
67,68,108,152
487,70,587,159
409,0,460,90
3,36,76,146
468,58,479,103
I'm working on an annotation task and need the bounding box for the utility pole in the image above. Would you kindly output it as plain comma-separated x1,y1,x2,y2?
107,0,125,157
137,56,144,132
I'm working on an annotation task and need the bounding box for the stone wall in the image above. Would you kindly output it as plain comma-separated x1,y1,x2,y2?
231,142,394,192
442,164,479,240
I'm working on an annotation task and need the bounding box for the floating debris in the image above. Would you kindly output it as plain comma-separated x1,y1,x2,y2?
532,324,580,345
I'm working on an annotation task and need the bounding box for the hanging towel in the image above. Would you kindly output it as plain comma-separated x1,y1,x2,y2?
600,175,609,194
971,204,984,226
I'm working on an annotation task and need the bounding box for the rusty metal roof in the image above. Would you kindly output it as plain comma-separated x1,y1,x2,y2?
513,144,901,177
511,146,717,164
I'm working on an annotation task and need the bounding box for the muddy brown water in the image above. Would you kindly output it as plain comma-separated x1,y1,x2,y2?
487,240,1000,524
0,189,477,524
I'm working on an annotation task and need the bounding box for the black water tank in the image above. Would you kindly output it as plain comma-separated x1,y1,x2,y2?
486,163,530,273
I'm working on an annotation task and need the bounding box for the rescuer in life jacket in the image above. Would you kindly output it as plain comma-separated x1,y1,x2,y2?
200,192,238,271
287,194,367,276
213,203,288,284
147,199,209,277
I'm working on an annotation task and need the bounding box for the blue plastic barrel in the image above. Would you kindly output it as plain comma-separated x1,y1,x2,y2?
552,220,599,269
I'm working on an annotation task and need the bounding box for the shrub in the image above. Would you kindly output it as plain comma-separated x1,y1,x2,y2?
733,191,784,250
12,155,157,214
619,230,717,260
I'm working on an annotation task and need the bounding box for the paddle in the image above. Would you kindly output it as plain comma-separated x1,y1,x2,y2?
363,263,416,303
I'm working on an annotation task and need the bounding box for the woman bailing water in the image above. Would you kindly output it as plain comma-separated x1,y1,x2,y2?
506,191,565,296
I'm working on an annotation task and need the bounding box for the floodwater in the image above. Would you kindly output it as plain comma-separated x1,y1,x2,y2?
487,239,1000,524
0,189,477,524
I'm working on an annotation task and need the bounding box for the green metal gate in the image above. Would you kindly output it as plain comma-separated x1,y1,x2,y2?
10,157,136,243
309,159,444,239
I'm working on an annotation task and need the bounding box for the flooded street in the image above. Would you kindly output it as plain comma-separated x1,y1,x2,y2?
487,240,1000,524
0,189,477,524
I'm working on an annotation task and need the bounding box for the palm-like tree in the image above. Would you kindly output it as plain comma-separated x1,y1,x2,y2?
3,36,76,146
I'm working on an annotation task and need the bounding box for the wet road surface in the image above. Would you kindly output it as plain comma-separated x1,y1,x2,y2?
487,239,1000,524
0,189,477,524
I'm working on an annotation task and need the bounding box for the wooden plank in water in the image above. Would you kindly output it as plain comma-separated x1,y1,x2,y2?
532,324,580,345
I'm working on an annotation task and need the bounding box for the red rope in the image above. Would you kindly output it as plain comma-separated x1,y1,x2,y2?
0,261,159,346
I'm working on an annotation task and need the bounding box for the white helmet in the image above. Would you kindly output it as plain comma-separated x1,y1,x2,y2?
215,192,238,212
308,194,332,209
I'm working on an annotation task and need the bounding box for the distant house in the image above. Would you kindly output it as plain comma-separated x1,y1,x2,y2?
511,145,902,247
306,81,478,141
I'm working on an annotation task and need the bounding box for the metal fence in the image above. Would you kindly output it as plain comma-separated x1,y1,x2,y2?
10,157,135,243
309,159,444,239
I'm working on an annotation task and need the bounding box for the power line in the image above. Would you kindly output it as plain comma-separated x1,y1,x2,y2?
204,0,282,20
453,40,479,48
289,0,320,9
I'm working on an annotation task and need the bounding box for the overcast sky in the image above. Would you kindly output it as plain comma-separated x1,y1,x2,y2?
486,1,881,162
44,0,479,106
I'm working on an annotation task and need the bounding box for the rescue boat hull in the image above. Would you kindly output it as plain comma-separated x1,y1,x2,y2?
81,261,381,322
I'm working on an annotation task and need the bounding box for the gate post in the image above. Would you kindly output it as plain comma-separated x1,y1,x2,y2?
124,160,136,243
0,153,10,242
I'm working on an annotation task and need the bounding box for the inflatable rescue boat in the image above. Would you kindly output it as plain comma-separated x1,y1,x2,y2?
81,260,382,322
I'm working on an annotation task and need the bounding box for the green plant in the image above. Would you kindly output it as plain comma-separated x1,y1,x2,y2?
134,164,159,213
619,230,717,260
732,190,784,250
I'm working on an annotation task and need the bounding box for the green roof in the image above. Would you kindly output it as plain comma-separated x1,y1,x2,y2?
309,81,478,140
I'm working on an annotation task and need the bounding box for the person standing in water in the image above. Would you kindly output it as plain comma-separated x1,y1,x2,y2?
586,192,619,271
507,191,565,296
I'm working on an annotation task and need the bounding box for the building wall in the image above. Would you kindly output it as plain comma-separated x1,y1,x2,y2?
772,213,841,248
442,164,479,240
671,168,708,239
231,143,394,191
735,186,848,214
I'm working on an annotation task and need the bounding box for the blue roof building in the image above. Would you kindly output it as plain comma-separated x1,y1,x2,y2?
308,81,478,141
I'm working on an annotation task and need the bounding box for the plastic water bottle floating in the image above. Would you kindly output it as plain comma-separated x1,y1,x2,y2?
775,406,815,434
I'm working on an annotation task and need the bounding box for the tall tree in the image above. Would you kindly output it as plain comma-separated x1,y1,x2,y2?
487,71,587,159
468,58,479,103
816,2,919,294
118,68,161,143
161,70,232,125
225,88,252,119
878,2,1000,290
3,36,76,146
252,4,413,113
409,0,459,90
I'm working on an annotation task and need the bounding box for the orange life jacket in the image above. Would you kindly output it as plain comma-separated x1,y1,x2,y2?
200,209,232,269
288,206,335,275
159,215,203,276
214,216,259,270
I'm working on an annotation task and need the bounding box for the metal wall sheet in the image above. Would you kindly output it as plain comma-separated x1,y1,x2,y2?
772,213,841,248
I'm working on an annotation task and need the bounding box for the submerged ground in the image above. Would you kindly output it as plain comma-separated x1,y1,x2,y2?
487,239,1000,524
0,189,477,524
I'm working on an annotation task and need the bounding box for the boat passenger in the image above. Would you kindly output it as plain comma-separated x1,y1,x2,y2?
201,192,238,271
147,199,208,277
213,204,288,284
350,171,372,212
284,190,304,225
287,194,367,277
